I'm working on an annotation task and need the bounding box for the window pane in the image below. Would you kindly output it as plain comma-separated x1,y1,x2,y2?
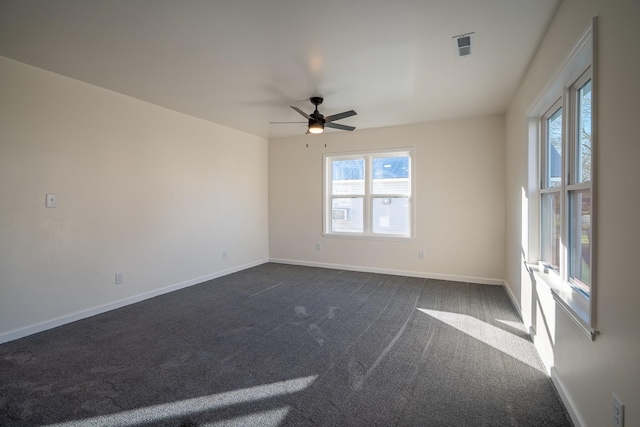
541,192,561,270
331,197,363,233
372,197,409,235
372,156,410,195
576,80,592,183
546,108,562,188
569,189,591,294
332,159,364,195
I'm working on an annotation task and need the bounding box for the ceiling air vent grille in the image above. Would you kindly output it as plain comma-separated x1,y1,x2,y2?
453,33,475,58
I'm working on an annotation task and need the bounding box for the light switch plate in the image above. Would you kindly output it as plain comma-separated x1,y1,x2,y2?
46,193,58,208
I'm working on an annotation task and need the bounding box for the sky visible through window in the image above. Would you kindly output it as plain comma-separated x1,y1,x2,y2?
332,157,409,181
332,159,363,180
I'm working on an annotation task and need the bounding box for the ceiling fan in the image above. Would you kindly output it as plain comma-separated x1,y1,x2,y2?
276,97,357,134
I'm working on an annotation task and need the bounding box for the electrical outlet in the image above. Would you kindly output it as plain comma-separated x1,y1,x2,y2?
222,250,228,259
613,393,624,427
316,243,322,251
418,250,425,259
115,272,124,285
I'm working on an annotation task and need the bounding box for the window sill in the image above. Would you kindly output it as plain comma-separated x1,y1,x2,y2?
526,263,598,341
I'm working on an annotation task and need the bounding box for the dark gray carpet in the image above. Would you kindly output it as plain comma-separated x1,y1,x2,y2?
0,263,572,426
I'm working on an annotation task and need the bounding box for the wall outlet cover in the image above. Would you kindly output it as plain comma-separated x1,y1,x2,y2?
613,393,624,427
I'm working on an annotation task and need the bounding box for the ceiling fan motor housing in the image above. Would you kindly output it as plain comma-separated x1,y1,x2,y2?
310,112,325,122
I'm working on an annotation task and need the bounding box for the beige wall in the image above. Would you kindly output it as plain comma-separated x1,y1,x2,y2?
269,116,505,283
0,56,269,341
505,0,640,426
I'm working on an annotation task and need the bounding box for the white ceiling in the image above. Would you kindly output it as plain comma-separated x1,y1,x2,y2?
0,0,560,139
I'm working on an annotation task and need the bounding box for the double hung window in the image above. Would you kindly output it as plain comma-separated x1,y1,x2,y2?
324,149,413,238
531,19,596,339
540,70,592,297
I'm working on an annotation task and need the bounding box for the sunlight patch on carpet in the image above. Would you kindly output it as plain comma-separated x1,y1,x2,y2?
417,308,545,373
495,318,528,333
201,407,290,426
46,375,317,427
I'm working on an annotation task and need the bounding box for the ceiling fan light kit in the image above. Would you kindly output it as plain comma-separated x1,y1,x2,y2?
289,97,357,135
308,120,324,134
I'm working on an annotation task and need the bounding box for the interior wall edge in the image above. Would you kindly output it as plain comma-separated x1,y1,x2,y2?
0,259,269,345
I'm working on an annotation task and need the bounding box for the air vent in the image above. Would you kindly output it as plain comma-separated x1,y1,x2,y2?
453,33,475,58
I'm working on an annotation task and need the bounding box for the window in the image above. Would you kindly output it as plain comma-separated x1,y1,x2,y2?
531,20,596,339
539,70,593,296
324,149,413,238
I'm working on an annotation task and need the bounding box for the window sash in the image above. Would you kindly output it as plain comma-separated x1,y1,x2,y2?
568,189,591,295
541,100,563,190
570,73,593,186
540,191,561,271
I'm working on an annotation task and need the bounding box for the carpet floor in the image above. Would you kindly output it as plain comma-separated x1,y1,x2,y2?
0,263,572,426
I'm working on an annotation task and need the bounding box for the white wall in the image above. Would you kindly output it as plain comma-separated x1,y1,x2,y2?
0,56,269,341
269,116,505,283
505,1,640,426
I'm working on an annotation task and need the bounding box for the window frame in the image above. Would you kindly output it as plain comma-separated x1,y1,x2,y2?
323,148,415,240
530,19,597,340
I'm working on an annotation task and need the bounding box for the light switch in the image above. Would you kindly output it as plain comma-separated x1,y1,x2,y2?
46,193,58,208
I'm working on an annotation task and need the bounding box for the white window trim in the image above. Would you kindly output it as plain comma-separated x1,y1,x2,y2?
323,147,415,240
527,18,598,340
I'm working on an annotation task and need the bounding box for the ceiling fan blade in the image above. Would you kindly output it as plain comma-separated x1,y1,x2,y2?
324,110,357,122
325,122,356,131
291,106,312,120
269,121,306,124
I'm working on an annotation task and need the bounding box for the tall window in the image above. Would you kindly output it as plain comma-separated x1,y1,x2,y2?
539,69,593,297
531,20,595,339
324,149,413,238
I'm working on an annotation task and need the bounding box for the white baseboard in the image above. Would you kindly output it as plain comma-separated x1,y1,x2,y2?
501,280,527,326
501,280,521,312
551,367,587,427
269,258,506,286
0,259,268,345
